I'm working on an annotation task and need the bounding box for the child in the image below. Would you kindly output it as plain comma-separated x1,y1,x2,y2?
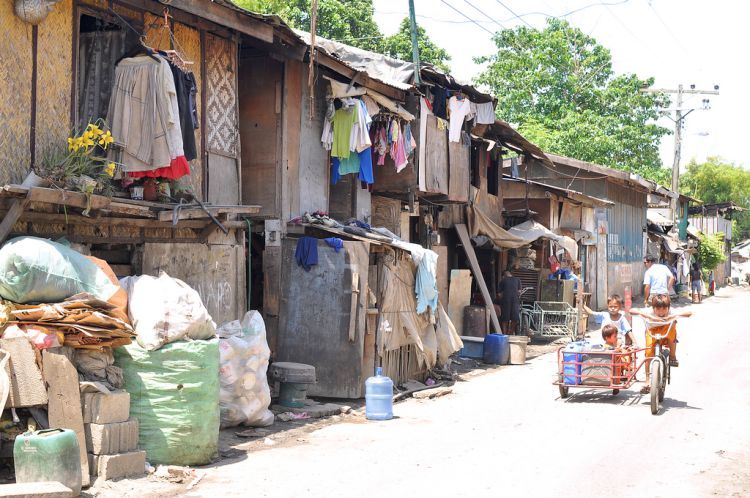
601,324,633,384
630,294,692,394
584,294,639,348
601,324,619,348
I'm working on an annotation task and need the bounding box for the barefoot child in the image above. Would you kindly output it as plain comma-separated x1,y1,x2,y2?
630,294,692,393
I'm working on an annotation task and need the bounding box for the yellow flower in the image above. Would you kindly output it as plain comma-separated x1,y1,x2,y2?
80,135,95,149
104,163,116,178
86,124,102,136
98,131,114,148
67,137,78,152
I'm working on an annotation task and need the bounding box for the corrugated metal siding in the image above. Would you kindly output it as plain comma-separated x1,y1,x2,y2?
689,215,732,241
606,183,646,262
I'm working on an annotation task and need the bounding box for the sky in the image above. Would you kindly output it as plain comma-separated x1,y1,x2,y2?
372,0,749,172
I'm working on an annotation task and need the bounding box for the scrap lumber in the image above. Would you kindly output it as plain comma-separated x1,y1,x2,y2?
455,224,502,333
43,348,91,486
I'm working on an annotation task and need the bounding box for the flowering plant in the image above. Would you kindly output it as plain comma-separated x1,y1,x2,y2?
35,120,118,195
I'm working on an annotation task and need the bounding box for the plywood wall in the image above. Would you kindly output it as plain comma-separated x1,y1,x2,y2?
0,3,34,184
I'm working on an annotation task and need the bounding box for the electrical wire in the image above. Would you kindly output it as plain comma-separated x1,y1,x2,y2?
493,0,533,27
463,0,506,29
439,0,497,36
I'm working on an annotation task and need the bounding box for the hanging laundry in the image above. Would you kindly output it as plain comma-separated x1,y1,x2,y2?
358,148,374,184
436,117,448,131
321,118,333,150
338,152,361,175
374,125,388,166
403,123,415,156
349,99,372,153
324,238,344,252
475,101,496,124
448,95,472,142
390,121,408,173
331,107,358,159
294,237,319,272
167,59,198,161
361,94,380,118
432,86,448,119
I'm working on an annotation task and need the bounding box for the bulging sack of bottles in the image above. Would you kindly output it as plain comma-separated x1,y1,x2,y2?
119,272,216,350
217,311,274,428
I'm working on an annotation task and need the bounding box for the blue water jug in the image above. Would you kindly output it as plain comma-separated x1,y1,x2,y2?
562,341,589,385
483,333,510,365
365,367,393,420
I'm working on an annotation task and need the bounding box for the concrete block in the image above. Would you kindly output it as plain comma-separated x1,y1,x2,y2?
0,482,73,497
89,450,146,480
1,336,48,408
81,390,130,424
84,419,139,455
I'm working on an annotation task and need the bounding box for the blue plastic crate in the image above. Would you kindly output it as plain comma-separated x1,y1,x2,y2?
458,336,484,359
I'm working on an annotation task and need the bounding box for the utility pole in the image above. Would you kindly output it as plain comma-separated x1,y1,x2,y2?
408,0,421,84
643,84,719,220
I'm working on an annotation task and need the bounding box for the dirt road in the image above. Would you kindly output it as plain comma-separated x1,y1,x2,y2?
95,286,750,497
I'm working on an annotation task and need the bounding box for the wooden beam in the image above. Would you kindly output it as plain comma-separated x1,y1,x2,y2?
315,52,407,101
0,196,30,244
157,205,261,222
161,0,273,43
455,223,502,333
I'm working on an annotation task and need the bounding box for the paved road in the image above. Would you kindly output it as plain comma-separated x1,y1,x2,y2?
99,287,750,497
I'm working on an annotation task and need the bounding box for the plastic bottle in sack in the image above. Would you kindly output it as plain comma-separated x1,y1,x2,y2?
218,339,237,362
220,402,244,427
233,373,257,395
239,396,263,421
219,386,235,404
246,357,261,372
219,360,240,385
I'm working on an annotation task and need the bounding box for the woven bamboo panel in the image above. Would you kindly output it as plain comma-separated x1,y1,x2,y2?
144,227,173,239
112,3,142,22
36,0,73,163
173,22,203,199
205,34,238,158
111,225,141,239
0,5,33,185
144,13,171,51
30,223,67,235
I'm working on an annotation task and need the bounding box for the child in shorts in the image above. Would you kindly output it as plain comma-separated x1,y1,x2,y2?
601,324,633,383
630,294,692,393
584,294,639,348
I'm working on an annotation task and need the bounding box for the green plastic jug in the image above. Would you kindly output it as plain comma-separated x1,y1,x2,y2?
14,428,82,495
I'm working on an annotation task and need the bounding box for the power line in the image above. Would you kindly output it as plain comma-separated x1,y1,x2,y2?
494,0,533,27
647,2,690,57
463,0,506,29
439,0,496,36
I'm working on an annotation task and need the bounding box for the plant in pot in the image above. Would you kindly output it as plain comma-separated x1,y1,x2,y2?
34,121,118,216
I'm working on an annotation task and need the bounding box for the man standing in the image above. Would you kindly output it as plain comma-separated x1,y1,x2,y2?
643,255,675,304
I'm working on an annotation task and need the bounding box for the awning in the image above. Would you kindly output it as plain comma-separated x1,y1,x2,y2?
468,206,578,259
658,233,683,254
686,224,701,240
647,211,674,226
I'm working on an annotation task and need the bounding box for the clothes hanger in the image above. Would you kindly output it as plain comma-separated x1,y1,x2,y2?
116,35,160,64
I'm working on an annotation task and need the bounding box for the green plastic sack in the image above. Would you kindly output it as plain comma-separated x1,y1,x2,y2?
115,339,220,466
0,236,118,303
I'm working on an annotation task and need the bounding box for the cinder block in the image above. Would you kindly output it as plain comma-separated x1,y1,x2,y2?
89,450,146,480
84,419,139,455
81,390,130,424
0,481,73,497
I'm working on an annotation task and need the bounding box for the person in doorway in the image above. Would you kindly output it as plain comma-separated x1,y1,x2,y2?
689,262,703,303
497,270,522,334
631,294,692,394
583,294,638,347
643,255,675,304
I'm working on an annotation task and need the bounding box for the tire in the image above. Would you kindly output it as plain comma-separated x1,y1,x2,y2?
650,361,661,415
659,364,667,402
612,389,620,396
559,383,570,399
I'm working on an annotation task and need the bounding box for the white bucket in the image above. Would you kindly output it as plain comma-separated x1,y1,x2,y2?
508,336,529,365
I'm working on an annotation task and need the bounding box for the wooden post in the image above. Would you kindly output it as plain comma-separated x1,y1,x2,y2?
577,266,585,340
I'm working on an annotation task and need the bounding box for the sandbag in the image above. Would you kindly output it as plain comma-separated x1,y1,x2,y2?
115,339,220,466
0,237,119,304
120,272,216,350
217,311,274,428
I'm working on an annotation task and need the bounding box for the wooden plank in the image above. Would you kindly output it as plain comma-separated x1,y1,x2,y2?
0,196,29,244
447,269,472,337
425,114,449,195
347,272,360,342
448,139,470,202
1,337,48,408
455,224,501,334
157,206,261,222
106,202,157,219
42,348,90,486
2,210,218,229
109,264,132,277
27,187,110,211
162,0,273,43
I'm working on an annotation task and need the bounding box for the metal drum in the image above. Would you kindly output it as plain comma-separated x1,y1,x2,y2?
463,305,487,337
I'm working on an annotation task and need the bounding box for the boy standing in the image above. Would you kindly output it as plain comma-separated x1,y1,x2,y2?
584,294,638,347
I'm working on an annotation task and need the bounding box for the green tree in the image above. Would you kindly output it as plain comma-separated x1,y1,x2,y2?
697,232,727,271
475,18,671,184
681,156,750,241
381,18,451,72
234,0,384,52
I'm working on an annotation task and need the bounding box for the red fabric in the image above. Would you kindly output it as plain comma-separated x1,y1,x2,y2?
127,156,190,180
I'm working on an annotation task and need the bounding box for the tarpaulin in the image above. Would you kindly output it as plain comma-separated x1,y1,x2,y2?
468,206,579,259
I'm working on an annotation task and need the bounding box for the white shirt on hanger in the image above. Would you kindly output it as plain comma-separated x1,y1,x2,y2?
448,96,471,142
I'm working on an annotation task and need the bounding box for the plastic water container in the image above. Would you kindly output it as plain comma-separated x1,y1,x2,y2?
14,428,82,496
562,341,589,385
365,367,393,420
483,334,510,365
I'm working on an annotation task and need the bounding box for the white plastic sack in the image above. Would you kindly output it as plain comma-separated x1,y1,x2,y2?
120,271,216,351
217,310,274,428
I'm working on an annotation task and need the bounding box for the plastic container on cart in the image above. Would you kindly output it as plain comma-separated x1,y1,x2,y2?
458,336,484,359
581,345,613,386
562,341,589,385
365,367,393,421
14,429,82,496
483,334,510,365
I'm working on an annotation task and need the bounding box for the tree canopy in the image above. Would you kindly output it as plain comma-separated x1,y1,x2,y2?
381,18,451,72
475,18,671,184
233,1,450,70
681,156,750,241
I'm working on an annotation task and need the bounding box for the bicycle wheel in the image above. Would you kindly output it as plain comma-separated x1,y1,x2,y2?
659,363,667,402
650,361,661,415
